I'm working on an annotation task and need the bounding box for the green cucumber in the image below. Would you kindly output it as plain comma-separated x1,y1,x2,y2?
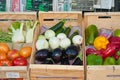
69,30,79,40
64,25,72,37
50,19,66,31
55,27,64,36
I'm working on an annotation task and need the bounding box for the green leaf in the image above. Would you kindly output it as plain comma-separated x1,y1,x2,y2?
8,22,21,33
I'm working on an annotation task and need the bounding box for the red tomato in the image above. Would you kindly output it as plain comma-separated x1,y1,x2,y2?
12,56,27,66
0,52,7,60
7,49,20,60
0,59,13,66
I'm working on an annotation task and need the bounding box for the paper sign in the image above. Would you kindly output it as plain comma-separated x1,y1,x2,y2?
12,0,20,12
101,0,112,9
6,72,20,78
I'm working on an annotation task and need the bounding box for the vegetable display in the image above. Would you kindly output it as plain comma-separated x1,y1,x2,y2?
86,25,120,65
0,21,38,43
35,20,83,65
0,43,32,66
0,20,35,66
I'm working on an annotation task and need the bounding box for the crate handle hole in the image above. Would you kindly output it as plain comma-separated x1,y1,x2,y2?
44,19,54,21
98,16,111,19
44,19,77,21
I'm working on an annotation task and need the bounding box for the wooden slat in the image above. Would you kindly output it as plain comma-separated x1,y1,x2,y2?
84,12,120,16
87,66,120,80
30,65,84,80
0,12,37,32
0,66,27,70
84,12,120,29
31,78,80,80
39,12,82,27
0,12,37,20
87,66,113,80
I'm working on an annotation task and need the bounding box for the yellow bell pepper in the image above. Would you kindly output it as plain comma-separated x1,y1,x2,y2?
94,36,109,50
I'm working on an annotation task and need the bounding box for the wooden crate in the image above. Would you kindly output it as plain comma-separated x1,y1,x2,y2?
84,12,120,80
0,12,37,80
30,12,85,80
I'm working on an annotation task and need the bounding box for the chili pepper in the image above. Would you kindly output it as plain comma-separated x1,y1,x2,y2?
101,43,117,59
86,48,96,56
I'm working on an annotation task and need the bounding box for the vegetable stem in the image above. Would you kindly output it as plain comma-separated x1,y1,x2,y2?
32,21,38,30
20,23,24,33
26,21,31,30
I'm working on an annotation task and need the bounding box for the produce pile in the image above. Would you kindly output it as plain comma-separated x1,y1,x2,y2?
0,21,38,43
85,25,120,65
0,43,32,66
0,21,37,66
35,20,83,65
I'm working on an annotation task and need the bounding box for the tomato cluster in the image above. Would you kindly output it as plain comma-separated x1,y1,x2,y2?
0,43,32,66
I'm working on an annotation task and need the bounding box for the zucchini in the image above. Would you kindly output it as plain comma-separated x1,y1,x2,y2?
69,30,79,40
64,25,72,37
50,19,66,31
55,27,64,36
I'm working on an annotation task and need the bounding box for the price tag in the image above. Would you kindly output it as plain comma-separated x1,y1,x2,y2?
6,72,20,78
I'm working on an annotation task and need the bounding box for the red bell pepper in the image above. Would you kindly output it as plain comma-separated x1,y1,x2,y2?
86,48,96,56
101,43,117,59
109,36,120,48
114,50,120,60
86,48,102,56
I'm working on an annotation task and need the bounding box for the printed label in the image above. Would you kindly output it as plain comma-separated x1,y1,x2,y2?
6,72,20,78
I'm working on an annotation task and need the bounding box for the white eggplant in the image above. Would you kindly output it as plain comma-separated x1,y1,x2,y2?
49,37,60,50
72,35,83,45
45,30,55,39
36,39,49,50
57,33,67,40
60,38,71,49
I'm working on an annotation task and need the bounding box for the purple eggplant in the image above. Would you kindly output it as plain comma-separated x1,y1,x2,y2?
65,45,79,60
35,49,50,61
52,48,62,63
